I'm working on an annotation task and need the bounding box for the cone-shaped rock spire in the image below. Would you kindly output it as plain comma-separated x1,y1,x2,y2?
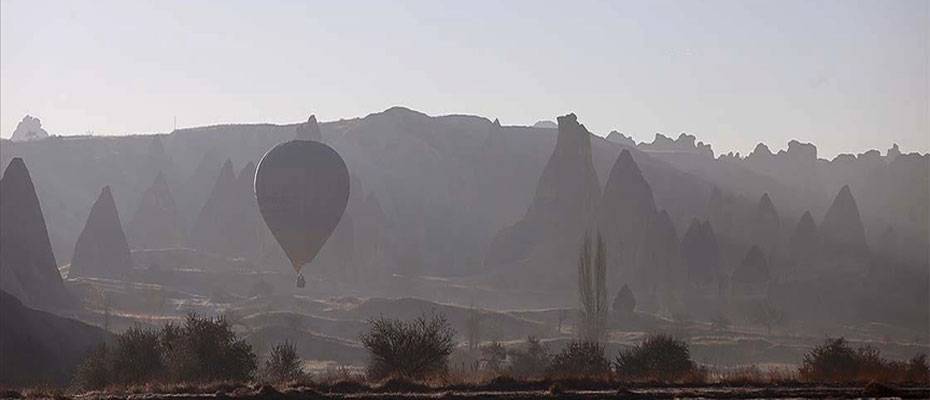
485,113,601,279
128,172,184,249
597,149,658,290
681,219,721,286
751,193,781,256
0,158,73,310
189,159,238,255
821,185,868,255
789,211,819,265
733,245,770,284
296,115,323,141
70,186,133,278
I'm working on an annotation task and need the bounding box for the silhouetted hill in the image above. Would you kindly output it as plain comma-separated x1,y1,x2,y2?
0,290,110,386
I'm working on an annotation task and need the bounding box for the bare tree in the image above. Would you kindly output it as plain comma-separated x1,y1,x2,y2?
577,232,608,343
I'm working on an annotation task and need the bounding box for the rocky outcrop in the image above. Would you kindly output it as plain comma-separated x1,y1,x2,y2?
639,133,713,158
732,245,770,285
296,115,323,141
0,158,73,310
127,172,185,249
533,120,557,129
606,131,635,147
0,290,110,386
681,219,721,287
10,115,48,142
484,113,601,287
70,186,133,278
820,185,868,256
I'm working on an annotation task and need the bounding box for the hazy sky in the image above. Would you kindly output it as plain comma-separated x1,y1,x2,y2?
1,0,927,158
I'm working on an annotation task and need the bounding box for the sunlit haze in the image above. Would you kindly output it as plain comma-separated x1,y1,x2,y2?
1,0,927,158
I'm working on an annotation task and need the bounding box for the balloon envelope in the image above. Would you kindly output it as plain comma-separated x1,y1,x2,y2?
255,140,350,272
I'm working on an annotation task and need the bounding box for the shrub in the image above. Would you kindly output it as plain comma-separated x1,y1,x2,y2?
480,342,507,373
547,341,610,378
73,313,256,390
508,336,551,378
111,327,164,385
73,344,112,390
263,341,304,383
799,338,863,382
360,313,456,380
162,314,257,383
800,337,929,383
614,334,695,382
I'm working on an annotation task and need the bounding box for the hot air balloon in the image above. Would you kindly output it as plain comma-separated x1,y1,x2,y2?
255,139,349,287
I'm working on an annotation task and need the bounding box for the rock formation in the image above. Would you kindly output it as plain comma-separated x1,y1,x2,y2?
596,149,658,292
484,113,601,287
177,150,223,227
639,133,713,158
788,210,819,267
750,193,781,257
732,245,770,285
189,159,238,256
681,219,721,288
296,115,323,141
606,131,635,147
10,115,48,142
532,120,557,129
820,185,868,256
127,171,185,249
0,158,73,310
70,186,133,278
0,290,110,386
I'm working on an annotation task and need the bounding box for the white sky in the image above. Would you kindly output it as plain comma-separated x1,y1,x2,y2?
1,0,927,158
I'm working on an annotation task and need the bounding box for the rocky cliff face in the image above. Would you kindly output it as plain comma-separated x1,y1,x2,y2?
127,172,185,250
484,114,601,288
0,158,74,310
70,186,133,278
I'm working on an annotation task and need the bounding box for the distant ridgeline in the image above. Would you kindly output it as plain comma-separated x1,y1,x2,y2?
1,107,927,329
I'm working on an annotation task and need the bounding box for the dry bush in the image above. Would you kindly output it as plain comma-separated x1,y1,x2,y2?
508,336,551,379
547,341,610,378
262,341,304,383
73,313,256,391
800,337,929,384
360,313,456,381
614,334,695,382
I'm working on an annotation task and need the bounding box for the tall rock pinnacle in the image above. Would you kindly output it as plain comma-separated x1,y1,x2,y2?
0,158,73,310
296,115,323,141
127,172,185,250
70,186,133,278
484,113,601,288
789,210,820,266
597,149,658,291
820,185,868,256
189,159,238,256
751,193,781,257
